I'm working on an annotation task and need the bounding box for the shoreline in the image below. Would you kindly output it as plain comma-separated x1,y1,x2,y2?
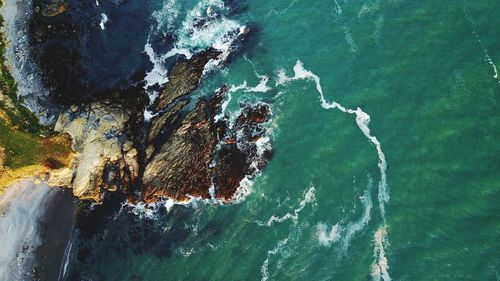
0,180,75,281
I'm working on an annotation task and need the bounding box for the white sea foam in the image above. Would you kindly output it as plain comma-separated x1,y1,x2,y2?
261,236,290,281
152,0,179,31
171,0,242,63
60,238,73,279
316,223,341,246
341,180,373,251
99,13,109,30
243,56,272,93
465,13,500,83
123,173,265,217
144,39,170,89
316,177,373,249
232,177,255,204
258,185,316,226
371,226,391,281
333,0,343,16
122,201,158,219
122,197,199,219
143,0,245,110
278,60,389,220
142,36,171,117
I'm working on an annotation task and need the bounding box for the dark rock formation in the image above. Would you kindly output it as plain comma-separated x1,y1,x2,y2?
154,49,221,110
213,103,272,199
142,84,272,202
143,99,216,202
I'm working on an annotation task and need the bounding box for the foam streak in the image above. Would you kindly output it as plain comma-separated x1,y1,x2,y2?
465,12,500,83
258,185,316,226
278,60,391,279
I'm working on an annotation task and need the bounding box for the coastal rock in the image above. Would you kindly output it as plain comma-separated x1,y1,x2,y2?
154,49,221,110
143,100,216,202
147,99,189,144
213,103,272,199
54,102,139,201
40,0,68,17
142,86,272,203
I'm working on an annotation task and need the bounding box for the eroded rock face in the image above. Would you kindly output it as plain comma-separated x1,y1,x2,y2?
143,100,216,202
142,86,272,202
154,49,221,111
54,102,139,201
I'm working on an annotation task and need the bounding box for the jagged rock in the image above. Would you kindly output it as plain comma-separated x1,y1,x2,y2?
155,49,221,110
54,102,139,202
142,100,216,202
147,99,189,143
213,103,272,199
142,85,272,203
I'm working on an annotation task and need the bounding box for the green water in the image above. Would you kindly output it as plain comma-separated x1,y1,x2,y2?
92,0,500,280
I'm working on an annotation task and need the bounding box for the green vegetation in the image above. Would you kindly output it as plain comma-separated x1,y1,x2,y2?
0,14,47,169
0,121,44,169
0,16,44,134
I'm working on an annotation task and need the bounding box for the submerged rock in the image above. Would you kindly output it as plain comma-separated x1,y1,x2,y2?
40,0,68,17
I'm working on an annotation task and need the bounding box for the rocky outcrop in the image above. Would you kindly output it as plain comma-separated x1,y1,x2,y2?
142,85,272,202
213,103,272,199
154,49,221,110
46,53,273,204
54,102,139,201
143,100,216,202
13,0,272,204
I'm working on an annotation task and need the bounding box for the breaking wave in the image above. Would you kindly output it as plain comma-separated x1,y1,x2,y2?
143,0,246,114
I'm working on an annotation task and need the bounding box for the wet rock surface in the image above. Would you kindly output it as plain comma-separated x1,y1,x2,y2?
154,49,221,111
142,84,272,202
143,100,216,202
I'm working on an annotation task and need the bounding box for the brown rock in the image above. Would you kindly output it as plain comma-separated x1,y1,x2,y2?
41,0,68,17
155,49,221,110
142,100,216,202
147,99,188,143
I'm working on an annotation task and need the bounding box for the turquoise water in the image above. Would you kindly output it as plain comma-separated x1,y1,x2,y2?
71,0,500,280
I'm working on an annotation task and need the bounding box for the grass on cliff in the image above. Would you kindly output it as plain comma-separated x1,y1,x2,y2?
0,121,44,169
